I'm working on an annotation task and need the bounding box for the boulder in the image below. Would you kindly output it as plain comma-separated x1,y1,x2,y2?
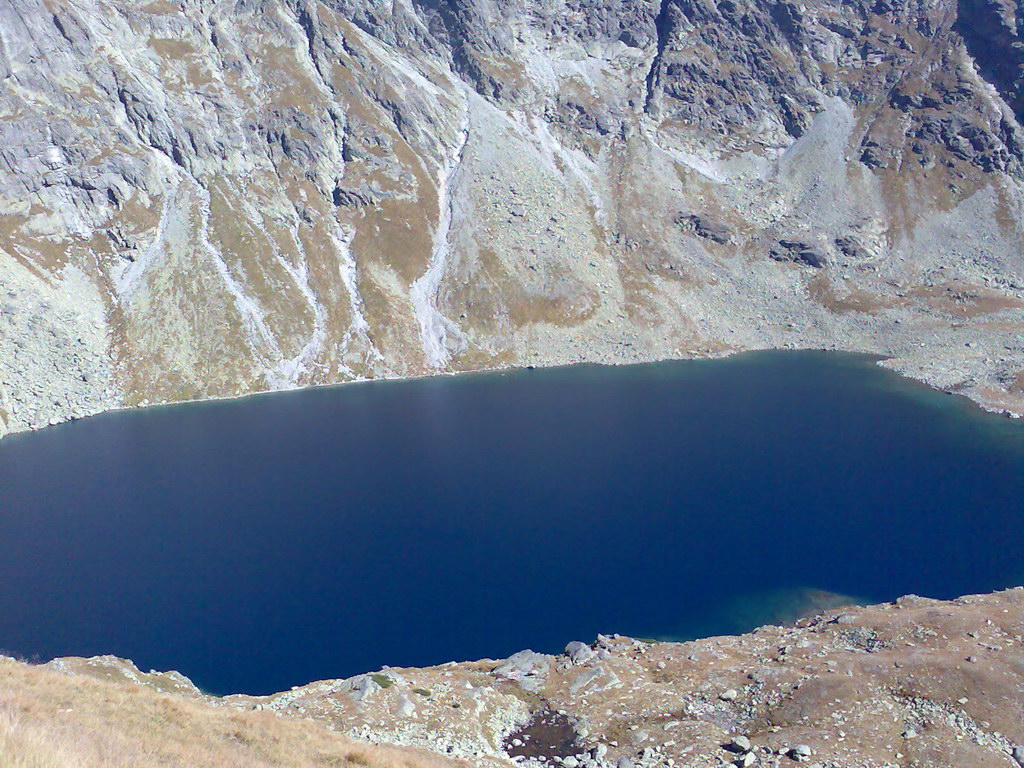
494,650,553,690
770,239,828,268
675,213,733,244
349,676,381,701
727,735,751,753
565,641,595,665
834,234,873,260
790,744,813,760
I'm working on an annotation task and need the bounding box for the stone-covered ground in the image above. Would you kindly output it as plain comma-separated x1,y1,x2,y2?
51,588,1024,768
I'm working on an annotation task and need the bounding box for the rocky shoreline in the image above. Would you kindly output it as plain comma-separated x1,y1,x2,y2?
42,588,1024,768
0,343,1020,448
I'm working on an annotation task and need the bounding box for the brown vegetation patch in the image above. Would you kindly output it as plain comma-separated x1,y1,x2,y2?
147,38,196,60
907,282,1024,317
807,273,888,314
974,385,1024,415
450,345,514,371
992,182,1021,237
351,197,436,286
250,42,328,112
138,0,182,13
0,217,74,275
475,246,599,328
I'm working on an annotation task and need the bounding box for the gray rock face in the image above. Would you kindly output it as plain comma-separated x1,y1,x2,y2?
955,0,1024,122
349,675,381,700
1,0,1023,436
495,650,552,679
565,641,595,665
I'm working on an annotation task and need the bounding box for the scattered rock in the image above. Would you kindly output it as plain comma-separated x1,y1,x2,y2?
41,589,1024,768
789,744,813,761
727,735,751,753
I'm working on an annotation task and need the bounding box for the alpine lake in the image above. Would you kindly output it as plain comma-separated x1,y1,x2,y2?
1,351,1021,695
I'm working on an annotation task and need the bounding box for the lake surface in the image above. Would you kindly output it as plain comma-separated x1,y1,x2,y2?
1,351,1022,695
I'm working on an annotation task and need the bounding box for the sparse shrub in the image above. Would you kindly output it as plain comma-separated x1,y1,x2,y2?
369,674,394,689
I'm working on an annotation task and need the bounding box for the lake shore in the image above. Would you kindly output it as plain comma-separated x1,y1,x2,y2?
2,345,1021,447
30,587,1024,768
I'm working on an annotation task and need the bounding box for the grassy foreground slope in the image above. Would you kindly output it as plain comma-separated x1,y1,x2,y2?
0,656,460,768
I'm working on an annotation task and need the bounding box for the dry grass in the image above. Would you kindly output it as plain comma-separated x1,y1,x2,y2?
0,659,460,768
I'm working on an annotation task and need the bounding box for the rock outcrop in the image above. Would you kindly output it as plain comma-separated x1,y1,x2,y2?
1,0,1024,437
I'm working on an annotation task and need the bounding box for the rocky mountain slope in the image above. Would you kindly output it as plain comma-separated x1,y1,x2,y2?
40,587,1024,768
1,0,1023,436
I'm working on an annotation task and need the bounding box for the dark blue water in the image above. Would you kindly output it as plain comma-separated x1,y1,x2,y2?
1,351,1022,695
